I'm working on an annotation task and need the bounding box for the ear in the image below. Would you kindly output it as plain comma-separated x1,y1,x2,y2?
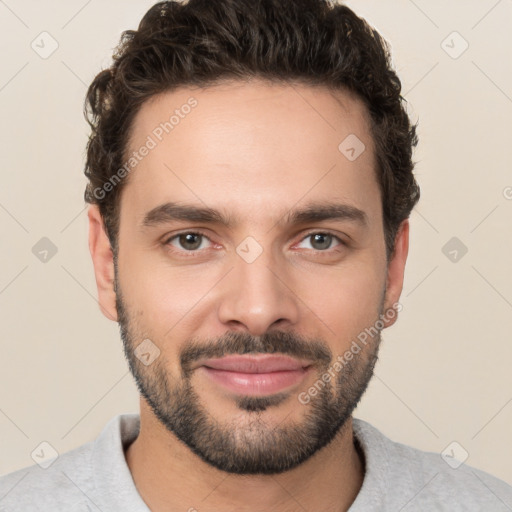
382,219,409,328
87,205,118,322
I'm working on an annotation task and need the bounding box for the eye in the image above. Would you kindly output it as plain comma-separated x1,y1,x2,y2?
296,232,344,251
163,230,346,256
165,231,212,252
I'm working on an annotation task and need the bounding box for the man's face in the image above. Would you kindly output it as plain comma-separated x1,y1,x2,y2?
92,79,407,475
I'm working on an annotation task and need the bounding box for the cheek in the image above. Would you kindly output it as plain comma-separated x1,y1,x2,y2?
119,243,176,304
295,258,385,349
118,251,219,342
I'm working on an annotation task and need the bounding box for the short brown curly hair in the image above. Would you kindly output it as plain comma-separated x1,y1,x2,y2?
84,0,420,261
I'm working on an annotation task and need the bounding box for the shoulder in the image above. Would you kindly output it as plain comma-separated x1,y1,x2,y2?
0,440,95,511
351,418,512,511
0,414,139,511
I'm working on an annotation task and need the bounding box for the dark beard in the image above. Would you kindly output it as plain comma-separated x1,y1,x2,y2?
115,273,382,475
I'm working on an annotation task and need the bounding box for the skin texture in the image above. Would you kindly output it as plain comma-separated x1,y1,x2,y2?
88,79,409,512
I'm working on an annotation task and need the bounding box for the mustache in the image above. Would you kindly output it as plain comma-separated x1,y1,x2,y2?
180,330,332,375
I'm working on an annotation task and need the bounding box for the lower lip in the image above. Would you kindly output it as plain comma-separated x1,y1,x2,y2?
199,366,312,396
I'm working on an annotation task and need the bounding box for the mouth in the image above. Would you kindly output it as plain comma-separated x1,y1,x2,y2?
196,354,314,396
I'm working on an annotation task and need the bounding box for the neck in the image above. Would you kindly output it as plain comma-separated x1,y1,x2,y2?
125,400,365,512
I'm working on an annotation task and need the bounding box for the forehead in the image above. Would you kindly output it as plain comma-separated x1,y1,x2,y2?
120,79,380,228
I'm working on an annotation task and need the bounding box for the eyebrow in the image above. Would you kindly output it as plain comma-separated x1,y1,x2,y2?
140,200,369,230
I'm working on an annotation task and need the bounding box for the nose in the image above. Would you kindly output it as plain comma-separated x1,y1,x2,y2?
216,246,300,336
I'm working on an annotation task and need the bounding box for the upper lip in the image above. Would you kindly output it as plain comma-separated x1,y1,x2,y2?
198,355,313,373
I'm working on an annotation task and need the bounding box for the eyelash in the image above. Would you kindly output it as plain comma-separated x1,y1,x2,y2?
163,230,347,257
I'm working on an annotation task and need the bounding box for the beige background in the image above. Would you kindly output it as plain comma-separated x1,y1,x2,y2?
1,0,511,486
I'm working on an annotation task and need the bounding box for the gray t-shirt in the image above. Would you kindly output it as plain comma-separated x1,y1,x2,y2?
1,413,511,511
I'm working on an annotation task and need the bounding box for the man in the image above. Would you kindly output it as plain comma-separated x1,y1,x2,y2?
1,0,511,510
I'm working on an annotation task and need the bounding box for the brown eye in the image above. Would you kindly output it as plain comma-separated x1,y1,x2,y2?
167,232,210,251
179,233,202,250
